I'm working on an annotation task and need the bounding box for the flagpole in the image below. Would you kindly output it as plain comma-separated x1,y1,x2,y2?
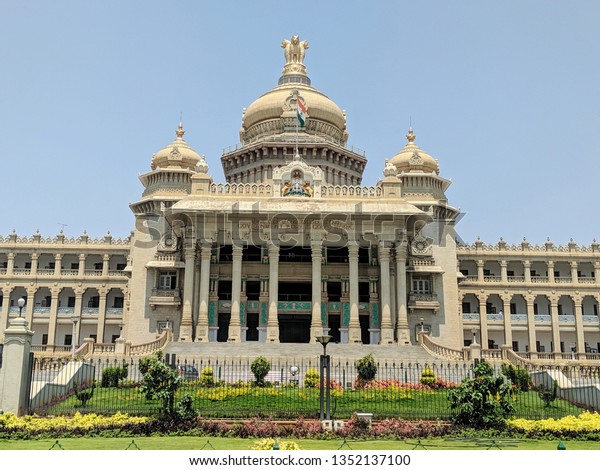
295,101,299,159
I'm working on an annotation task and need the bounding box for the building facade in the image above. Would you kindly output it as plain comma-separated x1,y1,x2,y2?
0,37,598,357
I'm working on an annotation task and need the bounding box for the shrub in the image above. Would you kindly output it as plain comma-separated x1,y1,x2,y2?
199,367,215,387
447,360,515,429
101,364,128,388
251,356,271,387
304,367,320,388
175,394,197,421
419,366,437,387
508,411,600,438
355,354,377,387
537,380,558,408
139,352,182,416
252,438,302,450
73,381,95,406
501,363,532,392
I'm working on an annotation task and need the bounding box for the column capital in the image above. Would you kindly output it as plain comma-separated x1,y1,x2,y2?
500,260,507,267
347,242,359,258
31,253,39,260
268,244,280,256
523,259,531,267
79,253,87,261
200,244,212,258
103,254,110,261
54,253,63,260
7,252,15,260
476,259,485,267
232,245,244,258
310,240,322,252
547,260,554,267
395,242,407,260
570,261,578,268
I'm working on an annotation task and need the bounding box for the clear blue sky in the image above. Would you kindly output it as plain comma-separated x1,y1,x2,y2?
1,1,599,245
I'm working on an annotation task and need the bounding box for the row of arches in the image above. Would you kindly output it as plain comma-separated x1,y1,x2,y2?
461,293,599,316
1,286,125,311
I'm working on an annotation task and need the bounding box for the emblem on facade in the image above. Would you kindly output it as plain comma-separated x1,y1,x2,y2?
282,169,313,197
409,152,422,166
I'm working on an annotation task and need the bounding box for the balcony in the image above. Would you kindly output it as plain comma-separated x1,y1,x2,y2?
578,277,597,284
583,315,600,323
534,315,551,323
554,277,572,284
33,307,50,315
82,308,99,315
58,307,75,314
486,313,504,321
106,308,124,315
507,276,525,283
408,292,439,313
558,315,575,323
462,313,480,321
510,314,528,323
149,288,181,308
531,276,549,283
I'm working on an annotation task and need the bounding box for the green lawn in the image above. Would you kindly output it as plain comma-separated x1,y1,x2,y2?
46,384,584,420
0,435,594,450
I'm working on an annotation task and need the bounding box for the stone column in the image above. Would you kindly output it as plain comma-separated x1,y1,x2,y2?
571,261,579,283
500,260,507,283
547,261,555,283
180,243,197,342
379,241,393,344
267,244,280,342
54,253,62,276
573,295,585,356
395,243,410,344
196,245,212,342
96,287,108,343
0,286,12,341
549,296,561,355
478,296,489,349
594,262,600,285
47,287,60,346
102,254,110,277
24,288,35,325
502,294,512,347
348,242,361,343
6,252,14,275
78,254,86,277
525,295,537,359
523,260,531,283
477,260,484,282
30,253,38,276
310,241,323,340
0,317,34,416
228,245,243,342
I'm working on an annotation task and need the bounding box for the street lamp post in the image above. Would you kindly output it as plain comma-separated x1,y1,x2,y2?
17,297,25,317
316,335,332,421
419,317,424,333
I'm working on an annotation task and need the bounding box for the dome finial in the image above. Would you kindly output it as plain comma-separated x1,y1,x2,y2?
406,127,416,143
279,35,311,85
176,120,185,138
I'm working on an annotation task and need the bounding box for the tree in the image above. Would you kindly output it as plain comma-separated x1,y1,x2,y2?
139,352,182,416
250,356,271,386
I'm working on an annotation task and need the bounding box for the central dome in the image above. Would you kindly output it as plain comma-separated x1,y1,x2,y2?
239,36,348,145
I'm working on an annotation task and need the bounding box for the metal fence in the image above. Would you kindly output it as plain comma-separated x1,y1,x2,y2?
29,355,599,420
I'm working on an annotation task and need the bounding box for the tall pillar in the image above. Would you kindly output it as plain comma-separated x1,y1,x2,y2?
525,295,537,358
500,260,507,282
594,262,600,285
478,296,489,349
47,287,60,346
348,243,361,343
0,317,34,416
102,254,110,277
196,244,211,342
180,243,197,342
96,287,107,343
228,245,243,342
78,254,86,277
0,286,12,341
310,241,323,340
574,295,585,356
502,294,512,347
6,252,14,275
30,253,38,276
379,241,393,344
549,296,561,355
523,260,531,283
477,260,484,282
395,243,410,344
547,261,555,283
571,261,579,283
54,253,62,276
24,288,35,325
267,244,280,342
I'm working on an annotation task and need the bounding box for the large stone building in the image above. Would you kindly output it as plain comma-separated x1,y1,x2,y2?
0,37,599,359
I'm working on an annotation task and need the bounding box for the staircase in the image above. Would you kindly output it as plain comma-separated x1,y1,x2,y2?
164,341,445,363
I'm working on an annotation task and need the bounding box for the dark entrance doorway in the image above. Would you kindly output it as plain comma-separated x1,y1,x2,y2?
359,315,370,344
217,313,230,342
278,314,311,343
328,314,341,343
246,313,259,341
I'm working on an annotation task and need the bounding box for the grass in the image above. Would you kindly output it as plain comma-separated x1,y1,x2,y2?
46,384,585,420
0,435,596,450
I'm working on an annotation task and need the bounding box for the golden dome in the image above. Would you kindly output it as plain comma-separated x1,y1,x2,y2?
389,128,439,174
239,36,348,145
151,123,201,171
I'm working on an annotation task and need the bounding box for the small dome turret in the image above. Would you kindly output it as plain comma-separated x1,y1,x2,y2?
389,128,439,174
151,122,201,171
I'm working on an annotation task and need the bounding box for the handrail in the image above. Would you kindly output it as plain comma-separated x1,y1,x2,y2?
129,329,171,356
419,333,465,360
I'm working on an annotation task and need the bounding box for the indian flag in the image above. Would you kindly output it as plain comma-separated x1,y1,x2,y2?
297,99,308,127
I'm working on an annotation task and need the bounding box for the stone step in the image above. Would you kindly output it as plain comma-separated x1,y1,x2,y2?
163,341,458,364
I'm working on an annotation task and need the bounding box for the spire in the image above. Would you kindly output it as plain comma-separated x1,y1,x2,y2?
406,127,416,143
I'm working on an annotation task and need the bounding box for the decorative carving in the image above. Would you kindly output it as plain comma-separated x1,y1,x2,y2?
281,35,309,66
383,159,397,177
409,152,423,166
282,169,313,197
